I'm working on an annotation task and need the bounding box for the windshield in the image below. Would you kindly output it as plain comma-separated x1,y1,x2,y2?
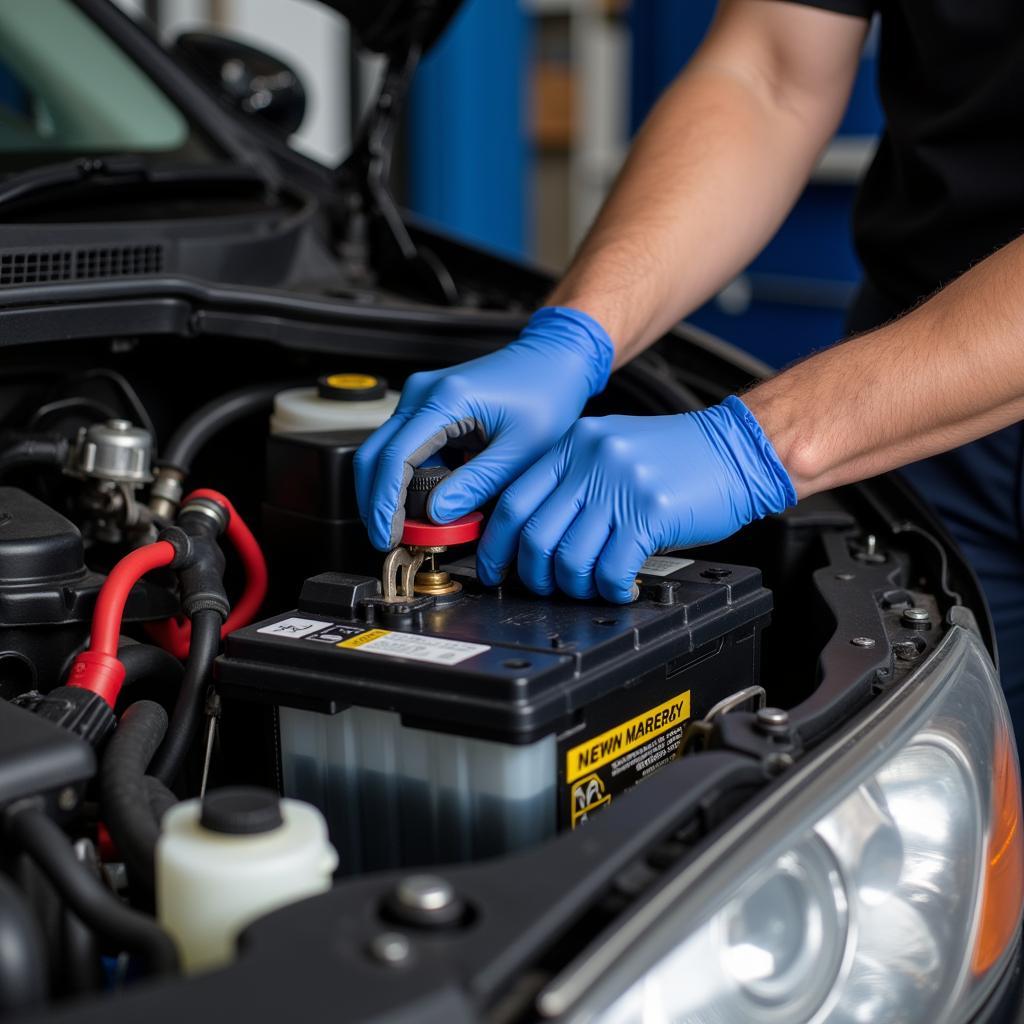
0,0,219,170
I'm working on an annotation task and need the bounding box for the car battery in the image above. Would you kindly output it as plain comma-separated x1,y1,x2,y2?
217,555,772,874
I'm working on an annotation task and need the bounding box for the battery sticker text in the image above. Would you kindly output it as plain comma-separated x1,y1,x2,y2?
639,556,695,577
337,629,490,666
257,617,333,639
566,690,691,783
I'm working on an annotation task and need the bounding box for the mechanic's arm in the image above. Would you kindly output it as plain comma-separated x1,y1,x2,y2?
548,0,869,367
744,233,1024,496
354,0,867,551
480,233,1024,603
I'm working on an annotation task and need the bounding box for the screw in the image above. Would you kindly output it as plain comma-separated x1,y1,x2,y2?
894,640,922,661
902,607,931,627
368,932,411,965
851,636,876,648
394,875,454,914
57,787,78,812
854,534,886,563
756,707,789,732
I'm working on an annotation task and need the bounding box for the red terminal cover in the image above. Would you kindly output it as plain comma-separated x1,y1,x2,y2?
401,511,484,547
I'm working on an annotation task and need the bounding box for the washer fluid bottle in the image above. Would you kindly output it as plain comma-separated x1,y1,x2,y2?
156,787,337,973
270,373,399,434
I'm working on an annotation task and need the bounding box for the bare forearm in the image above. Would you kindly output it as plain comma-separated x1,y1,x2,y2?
548,2,867,367
745,234,1024,497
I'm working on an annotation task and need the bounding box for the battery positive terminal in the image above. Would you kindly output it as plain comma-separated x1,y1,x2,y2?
380,467,483,602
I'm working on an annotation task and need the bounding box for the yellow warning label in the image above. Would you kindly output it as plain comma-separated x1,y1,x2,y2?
566,690,691,783
338,628,391,649
570,773,611,828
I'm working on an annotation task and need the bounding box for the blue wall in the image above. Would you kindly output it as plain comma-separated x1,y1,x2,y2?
630,0,883,367
407,0,529,259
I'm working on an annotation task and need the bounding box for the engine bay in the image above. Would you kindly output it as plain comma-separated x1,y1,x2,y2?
0,331,967,1016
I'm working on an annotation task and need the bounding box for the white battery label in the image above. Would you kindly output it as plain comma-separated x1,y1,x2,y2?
257,617,333,638
337,628,489,666
639,556,694,577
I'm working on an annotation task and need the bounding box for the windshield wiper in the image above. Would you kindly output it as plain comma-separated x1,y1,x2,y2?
0,155,274,211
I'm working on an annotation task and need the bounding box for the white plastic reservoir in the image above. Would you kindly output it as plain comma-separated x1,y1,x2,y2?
271,373,399,434
156,787,337,973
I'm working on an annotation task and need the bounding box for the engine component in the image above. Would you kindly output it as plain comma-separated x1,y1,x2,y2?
270,374,399,435
156,787,337,973
66,419,153,485
65,418,156,544
218,556,771,873
0,697,94,811
262,428,377,604
0,487,171,694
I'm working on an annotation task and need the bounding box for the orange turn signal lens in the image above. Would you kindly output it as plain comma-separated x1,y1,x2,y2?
972,721,1024,975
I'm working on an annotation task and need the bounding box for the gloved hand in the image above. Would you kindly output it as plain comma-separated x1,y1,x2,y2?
354,306,614,550
476,396,797,602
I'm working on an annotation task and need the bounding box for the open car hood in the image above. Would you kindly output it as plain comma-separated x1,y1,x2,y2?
318,0,464,55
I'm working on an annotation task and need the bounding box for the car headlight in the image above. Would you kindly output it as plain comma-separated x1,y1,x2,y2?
538,626,1024,1024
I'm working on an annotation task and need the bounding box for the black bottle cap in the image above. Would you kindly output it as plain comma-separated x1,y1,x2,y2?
200,787,284,835
316,373,388,402
405,466,451,521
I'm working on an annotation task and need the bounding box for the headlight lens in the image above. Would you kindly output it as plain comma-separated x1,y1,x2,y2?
543,627,1024,1024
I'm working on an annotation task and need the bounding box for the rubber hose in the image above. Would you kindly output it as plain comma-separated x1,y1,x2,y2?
99,701,168,889
160,383,285,472
0,432,68,478
144,775,178,824
149,610,221,786
118,642,184,693
0,873,47,1012
5,803,177,976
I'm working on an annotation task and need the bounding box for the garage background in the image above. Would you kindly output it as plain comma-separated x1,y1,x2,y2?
115,0,883,369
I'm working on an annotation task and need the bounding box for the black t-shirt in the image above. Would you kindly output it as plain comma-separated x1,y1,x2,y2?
779,0,1024,310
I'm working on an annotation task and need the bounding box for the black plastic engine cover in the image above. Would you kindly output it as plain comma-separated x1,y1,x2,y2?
0,488,174,694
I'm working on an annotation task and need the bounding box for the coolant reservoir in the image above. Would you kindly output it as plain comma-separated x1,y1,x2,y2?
156,787,337,973
270,373,399,434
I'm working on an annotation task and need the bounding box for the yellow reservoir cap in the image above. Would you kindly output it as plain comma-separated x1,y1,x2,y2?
317,373,388,402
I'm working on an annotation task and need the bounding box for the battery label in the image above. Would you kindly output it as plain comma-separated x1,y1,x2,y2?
336,629,490,666
639,556,695,576
257,617,333,638
564,688,691,828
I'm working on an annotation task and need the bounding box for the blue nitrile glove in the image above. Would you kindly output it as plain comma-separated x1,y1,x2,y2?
353,306,614,550
476,396,797,602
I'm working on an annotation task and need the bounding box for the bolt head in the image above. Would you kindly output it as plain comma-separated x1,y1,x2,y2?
765,751,794,774
756,707,789,730
902,607,931,623
851,636,877,648
57,787,78,812
368,932,411,965
394,874,454,913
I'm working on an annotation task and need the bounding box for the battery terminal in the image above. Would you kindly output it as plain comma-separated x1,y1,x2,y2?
381,467,484,602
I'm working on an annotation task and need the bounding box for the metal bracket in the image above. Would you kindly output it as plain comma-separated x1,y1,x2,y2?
382,545,426,602
702,685,766,723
